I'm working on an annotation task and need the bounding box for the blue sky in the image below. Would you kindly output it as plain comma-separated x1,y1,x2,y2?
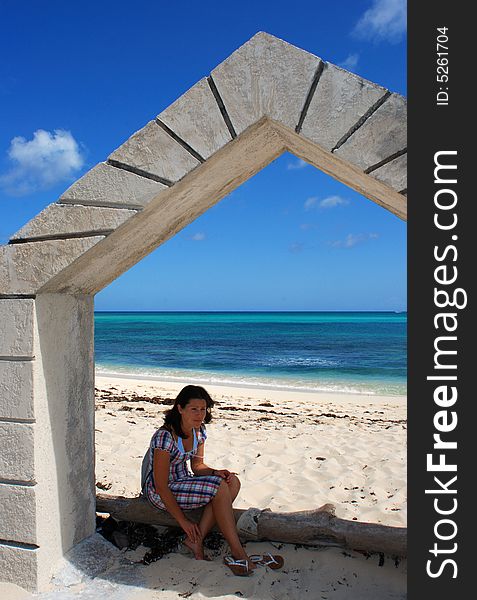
0,0,407,311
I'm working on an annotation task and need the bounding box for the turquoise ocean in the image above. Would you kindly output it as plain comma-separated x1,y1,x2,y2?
94,312,407,396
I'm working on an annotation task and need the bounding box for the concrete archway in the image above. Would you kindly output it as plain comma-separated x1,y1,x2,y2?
0,32,406,590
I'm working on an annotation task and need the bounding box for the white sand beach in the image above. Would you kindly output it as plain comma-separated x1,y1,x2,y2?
4,375,407,599
91,375,407,599
94,375,407,527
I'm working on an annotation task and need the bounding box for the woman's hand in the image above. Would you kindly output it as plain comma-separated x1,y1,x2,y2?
214,469,237,483
181,519,202,543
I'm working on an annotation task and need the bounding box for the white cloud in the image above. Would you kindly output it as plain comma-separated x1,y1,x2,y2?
287,158,308,170
0,129,85,195
331,233,379,248
353,0,406,43
319,195,349,209
339,53,360,71
304,196,318,211
304,195,349,211
190,232,206,241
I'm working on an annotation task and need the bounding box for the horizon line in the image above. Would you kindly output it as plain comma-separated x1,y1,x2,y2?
94,309,408,313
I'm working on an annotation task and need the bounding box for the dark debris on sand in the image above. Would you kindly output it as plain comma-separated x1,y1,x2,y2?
95,388,175,406
95,387,406,431
96,515,224,565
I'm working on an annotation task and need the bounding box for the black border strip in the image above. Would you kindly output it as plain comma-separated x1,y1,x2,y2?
409,3,471,597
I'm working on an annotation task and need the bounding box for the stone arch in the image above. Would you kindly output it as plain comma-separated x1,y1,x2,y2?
0,32,406,590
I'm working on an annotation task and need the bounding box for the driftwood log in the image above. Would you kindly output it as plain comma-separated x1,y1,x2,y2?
97,494,407,557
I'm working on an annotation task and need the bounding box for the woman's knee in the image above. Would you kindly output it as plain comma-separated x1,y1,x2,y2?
216,479,230,495
227,474,241,491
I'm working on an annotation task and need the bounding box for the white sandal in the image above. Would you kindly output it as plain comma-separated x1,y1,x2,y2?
223,555,254,576
250,553,285,569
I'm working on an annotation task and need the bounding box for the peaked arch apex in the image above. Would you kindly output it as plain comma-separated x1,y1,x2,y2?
1,32,406,297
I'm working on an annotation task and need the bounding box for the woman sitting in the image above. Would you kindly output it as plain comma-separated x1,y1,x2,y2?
144,384,278,575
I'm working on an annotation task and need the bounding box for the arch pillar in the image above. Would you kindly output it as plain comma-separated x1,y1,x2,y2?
0,294,95,591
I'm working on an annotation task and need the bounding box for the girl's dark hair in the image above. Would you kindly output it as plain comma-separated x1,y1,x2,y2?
163,385,214,438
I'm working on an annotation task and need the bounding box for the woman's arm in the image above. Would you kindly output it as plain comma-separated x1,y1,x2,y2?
153,448,190,525
150,428,201,542
153,449,185,520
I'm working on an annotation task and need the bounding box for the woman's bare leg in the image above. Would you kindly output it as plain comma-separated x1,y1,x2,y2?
184,476,241,560
210,480,255,567
198,476,240,539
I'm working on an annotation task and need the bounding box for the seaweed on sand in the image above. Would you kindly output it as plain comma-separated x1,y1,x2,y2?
96,515,224,565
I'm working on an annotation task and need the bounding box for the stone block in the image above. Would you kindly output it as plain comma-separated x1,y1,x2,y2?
60,162,167,208
0,299,34,357
371,153,407,191
158,77,232,159
0,361,34,420
0,484,37,544
335,93,407,171
211,32,321,135
300,62,387,150
11,204,137,241
0,236,105,294
0,423,35,482
0,544,38,592
109,121,200,182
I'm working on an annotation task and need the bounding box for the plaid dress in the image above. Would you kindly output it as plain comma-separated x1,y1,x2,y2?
144,424,222,510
